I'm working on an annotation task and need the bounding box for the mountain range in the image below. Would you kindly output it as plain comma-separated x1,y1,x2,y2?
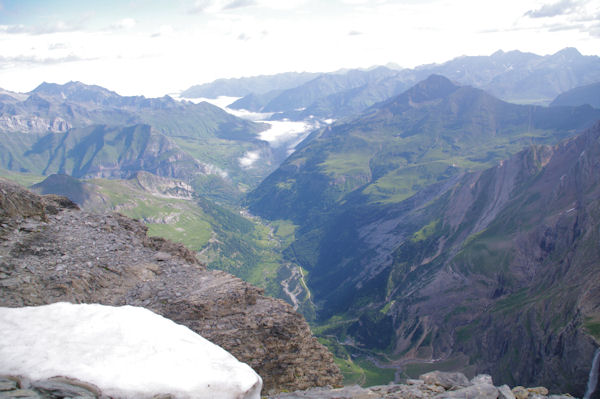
184,48,600,122
2,47,600,395
0,81,277,203
245,74,600,395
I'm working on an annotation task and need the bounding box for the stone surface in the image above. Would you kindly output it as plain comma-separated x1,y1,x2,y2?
0,390,39,399
433,384,498,399
528,387,549,396
269,385,377,399
31,377,100,398
268,378,570,399
471,374,494,386
0,380,17,392
0,179,341,393
0,372,572,399
419,371,471,390
512,386,529,399
499,384,517,399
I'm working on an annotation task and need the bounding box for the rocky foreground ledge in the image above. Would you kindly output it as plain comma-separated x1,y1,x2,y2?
269,371,575,399
0,178,341,393
0,371,575,399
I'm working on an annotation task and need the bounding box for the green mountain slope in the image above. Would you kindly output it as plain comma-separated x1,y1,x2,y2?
0,124,210,179
246,76,600,394
312,122,600,395
0,81,279,203
551,81,600,108
20,171,297,298
248,75,600,223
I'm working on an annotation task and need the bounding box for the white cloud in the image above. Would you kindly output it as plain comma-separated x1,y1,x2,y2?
239,151,260,168
223,0,257,10
0,54,90,68
189,0,214,14
0,21,81,35
111,18,136,30
524,0,582,18
0,0,598,97
151,25,175,38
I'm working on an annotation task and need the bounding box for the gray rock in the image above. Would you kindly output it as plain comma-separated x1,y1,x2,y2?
420,371,471,390
269,385,377,399
0,379,17,392
527,387,549,396
498,384,516,399
153,252,172,262
0,390,39,399
433,383,499,399
31,378,99,398
471,374,493,386
512,386,529,399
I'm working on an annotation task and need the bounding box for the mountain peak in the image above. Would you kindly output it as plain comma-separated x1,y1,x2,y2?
552,47,582,60
405,74,460,103
30,81,120,104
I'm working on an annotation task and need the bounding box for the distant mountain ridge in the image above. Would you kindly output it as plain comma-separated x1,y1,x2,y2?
186,48,600,122
551,81,600,108
180,72,321,98
0,81,279,203
248,75,600,223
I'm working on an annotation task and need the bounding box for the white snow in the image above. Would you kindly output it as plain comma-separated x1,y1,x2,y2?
0,302,262,399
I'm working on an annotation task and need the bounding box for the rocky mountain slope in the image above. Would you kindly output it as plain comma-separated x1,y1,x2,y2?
305,122,600,396
25,171,300,300
551,81,600,109
0,81,275,203
0,178,341,393
246,75,600,395
248,75,600,223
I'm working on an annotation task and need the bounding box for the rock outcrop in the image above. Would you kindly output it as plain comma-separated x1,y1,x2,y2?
0,178,341,393
268,371,574,399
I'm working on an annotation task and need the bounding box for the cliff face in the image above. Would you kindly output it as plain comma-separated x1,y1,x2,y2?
0,178,341,393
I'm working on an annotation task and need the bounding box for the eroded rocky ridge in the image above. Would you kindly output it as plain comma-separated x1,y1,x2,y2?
0,178,341,393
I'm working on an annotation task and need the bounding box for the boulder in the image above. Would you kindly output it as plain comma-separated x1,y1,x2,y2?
472,375,494,386
512,386,529,399
498,384,517,399
527,387,549,396
420,371,471,390
433,384,499,399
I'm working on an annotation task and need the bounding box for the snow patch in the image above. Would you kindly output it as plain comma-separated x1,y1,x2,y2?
0,303,262,399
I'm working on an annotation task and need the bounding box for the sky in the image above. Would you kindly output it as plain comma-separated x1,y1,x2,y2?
0,0,598,97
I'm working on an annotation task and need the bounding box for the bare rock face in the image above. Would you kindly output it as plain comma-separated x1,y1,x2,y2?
0,178,341,393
